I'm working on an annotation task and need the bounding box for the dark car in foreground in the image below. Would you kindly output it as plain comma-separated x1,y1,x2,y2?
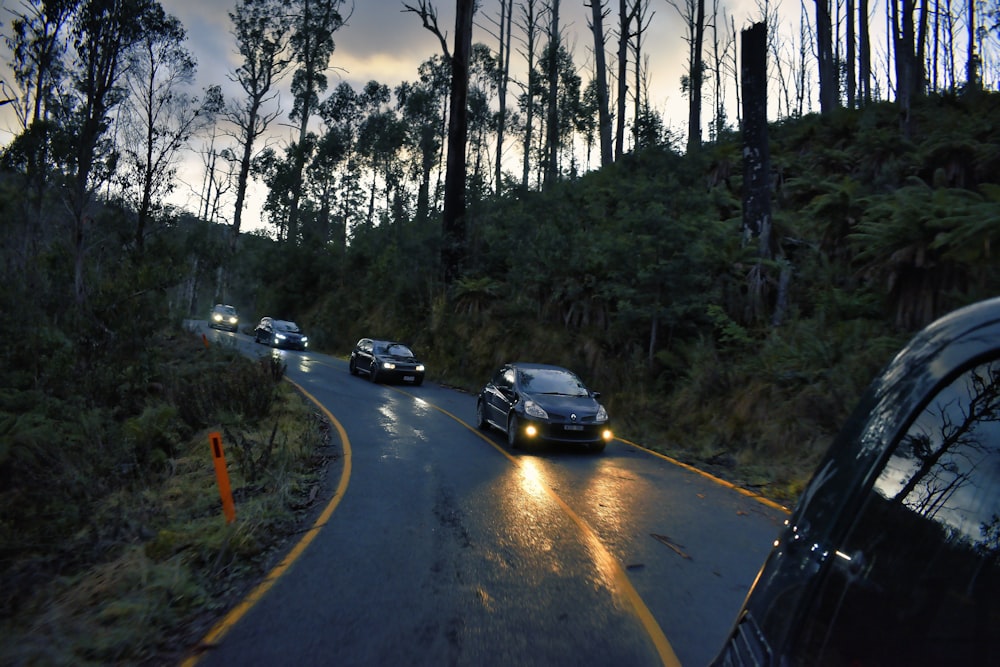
254,317,308,350
712,297,1000,666
476,362,612,452
349,338,425,385
209,304,239,332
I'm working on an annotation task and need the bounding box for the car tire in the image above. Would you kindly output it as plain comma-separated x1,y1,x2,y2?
589,442,607,454
475,400,489,430
413,377,423,387
349,358,358,375
369,363,379,383
507,414,521,449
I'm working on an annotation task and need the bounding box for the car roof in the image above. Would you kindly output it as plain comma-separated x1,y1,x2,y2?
509,362,574,372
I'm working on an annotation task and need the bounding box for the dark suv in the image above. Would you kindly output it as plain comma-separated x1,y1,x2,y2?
712,297,1000,666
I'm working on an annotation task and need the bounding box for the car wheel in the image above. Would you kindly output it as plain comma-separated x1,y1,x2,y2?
349,358,358,375
507,414,521,449
475,400,489,430
413,377,423,387
369,362,379,383
589,442,607,454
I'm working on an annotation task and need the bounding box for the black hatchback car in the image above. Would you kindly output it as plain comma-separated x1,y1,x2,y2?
254,317,308,350
349,338,425,385
712,297,1000,666
476,362,613,452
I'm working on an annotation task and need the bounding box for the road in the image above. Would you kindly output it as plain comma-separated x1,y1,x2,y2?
186,324,788,667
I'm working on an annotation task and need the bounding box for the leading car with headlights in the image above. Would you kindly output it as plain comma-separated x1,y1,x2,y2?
476,362,612,452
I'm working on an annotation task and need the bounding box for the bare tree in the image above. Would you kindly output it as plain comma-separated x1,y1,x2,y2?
542,0,560,187
404,0,476,283
226,0,292,252
614,0,633,158
117,8,219,254
629,0,654,148
670,0,706,152
65,0,162,305
585,0,613,167
285,0,347,245
5,0,75,130
816,0,838,112
481,0,516,193
512,0,545,188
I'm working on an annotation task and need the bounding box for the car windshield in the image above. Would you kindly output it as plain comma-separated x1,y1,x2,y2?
518,368,589,397
275,321,300,332
217,306,236,315
384,343,414,357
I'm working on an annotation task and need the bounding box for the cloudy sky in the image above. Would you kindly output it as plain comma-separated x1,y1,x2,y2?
0,0,772,232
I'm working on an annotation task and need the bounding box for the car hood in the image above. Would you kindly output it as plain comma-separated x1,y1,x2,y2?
379,353,420,363
523,393,603,418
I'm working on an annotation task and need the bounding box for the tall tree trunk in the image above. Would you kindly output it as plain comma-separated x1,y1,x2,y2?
587,0,614,166
520,0,540,188
816,0,838,113
846,0,856,107
741,22,774,322
688,0,706,152
859,0,872,104
614,0,631,159
966,0,978,92
495,0,513,192
741,22,770,246
441,0,475,283
543,0,560,187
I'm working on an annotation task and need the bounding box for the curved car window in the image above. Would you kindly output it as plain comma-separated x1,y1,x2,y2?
276,321,300,332
794,360,1000,664
518,368,589,396
386,344,414,357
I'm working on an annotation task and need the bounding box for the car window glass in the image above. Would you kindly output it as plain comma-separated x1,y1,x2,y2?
386,344,413,357
795,360,1000,665
519,369,589,396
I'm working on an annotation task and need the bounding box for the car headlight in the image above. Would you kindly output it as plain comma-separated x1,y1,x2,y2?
276,333,286,340
382,361,396,370
301,336,308,342
228,317,237,324
415,364,425,372
596,405,608,421
524,400,548,419
212,314,222,321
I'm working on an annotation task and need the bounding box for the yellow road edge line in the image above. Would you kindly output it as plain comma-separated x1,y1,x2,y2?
615,437,791,514
397,390,681,667
180,378,352,666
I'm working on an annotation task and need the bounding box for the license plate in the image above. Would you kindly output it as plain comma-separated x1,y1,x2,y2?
564,424,584,431
404,375,415,382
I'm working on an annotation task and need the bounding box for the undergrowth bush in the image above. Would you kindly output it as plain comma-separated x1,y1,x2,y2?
0,328,331,665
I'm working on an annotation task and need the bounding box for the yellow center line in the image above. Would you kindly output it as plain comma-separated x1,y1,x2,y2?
395,388,682,667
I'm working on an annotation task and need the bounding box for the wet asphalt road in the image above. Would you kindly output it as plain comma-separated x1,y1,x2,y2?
188,324,788,667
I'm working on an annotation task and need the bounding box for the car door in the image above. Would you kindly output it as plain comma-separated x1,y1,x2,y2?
787,358,1000,665
485,366,515,426
355,339,374,371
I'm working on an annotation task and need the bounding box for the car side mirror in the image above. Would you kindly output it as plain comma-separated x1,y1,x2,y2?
592,391,602,399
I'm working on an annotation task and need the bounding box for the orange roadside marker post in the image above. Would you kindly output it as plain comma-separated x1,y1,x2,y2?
208,431,236,523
